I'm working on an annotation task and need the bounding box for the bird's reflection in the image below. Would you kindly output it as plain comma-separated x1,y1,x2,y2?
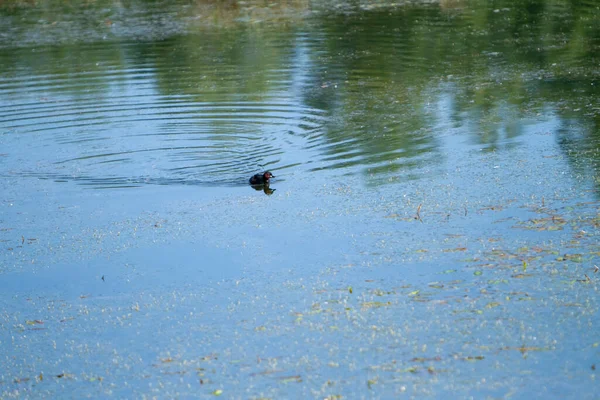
250,183,276,195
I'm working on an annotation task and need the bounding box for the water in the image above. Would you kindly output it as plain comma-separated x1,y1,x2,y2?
1,0,599,398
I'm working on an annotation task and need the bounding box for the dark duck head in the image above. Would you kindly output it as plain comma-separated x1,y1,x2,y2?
249,171,275,185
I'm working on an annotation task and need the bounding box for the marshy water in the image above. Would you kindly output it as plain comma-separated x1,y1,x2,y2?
1,0,599,398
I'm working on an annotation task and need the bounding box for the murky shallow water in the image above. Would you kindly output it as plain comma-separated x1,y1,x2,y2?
1,0,599,398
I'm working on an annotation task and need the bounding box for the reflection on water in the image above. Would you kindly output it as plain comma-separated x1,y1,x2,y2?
0,0,598,189
250,183,276,195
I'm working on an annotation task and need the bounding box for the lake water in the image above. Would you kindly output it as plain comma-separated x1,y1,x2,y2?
1,0,599,398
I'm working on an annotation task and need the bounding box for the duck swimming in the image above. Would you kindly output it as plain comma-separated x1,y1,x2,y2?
249,171,275,185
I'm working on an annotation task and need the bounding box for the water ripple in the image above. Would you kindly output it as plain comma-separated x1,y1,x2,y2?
0,53,330,188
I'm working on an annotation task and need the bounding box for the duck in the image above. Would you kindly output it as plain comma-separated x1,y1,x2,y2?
249,171,275,185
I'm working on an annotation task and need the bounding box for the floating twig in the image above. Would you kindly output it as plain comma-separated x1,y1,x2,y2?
415,204,423,222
